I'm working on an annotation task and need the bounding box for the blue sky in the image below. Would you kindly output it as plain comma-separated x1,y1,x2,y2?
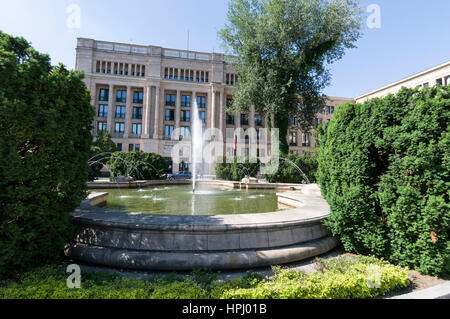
0,0,448,98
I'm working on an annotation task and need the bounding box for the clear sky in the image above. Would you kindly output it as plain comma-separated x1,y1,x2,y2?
0,0,448,98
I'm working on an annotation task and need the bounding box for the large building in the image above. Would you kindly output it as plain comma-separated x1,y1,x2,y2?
355,60,450,103
75,38,449,174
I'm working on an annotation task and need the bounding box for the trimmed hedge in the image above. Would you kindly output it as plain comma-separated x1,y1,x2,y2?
89,131,117,181
215,156,260,181
0,32,94,278
0,256,410,299
264,151,318,183
108,152,168,181
317,86,450,275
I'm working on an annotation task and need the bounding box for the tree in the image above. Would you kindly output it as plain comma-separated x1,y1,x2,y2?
0,31,94,278
219,0,362,154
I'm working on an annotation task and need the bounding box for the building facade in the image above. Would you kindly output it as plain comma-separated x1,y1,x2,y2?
355,61,450,103
76,38,353,174
76,38,449,174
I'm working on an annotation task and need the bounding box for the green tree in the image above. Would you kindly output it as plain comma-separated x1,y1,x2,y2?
219,0,362,154
0,31,94,278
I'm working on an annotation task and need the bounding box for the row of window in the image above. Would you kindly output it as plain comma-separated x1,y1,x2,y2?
225,73,238,86
419,75,450,88
98,89,143,104
165,94,206,108
97,105,143,119
289,132,311,147
164,68,210,83
95,61,146,77
97,122,143,135
116,143,141,152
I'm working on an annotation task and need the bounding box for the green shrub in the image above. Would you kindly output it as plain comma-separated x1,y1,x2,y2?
317,86,450,275
0,31,94,278
108,151,168,180
88,131,117,181
215,156,260,181
0,256,409,299
264,151,318,183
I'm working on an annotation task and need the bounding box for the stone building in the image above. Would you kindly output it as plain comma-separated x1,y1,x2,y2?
75,38,449,174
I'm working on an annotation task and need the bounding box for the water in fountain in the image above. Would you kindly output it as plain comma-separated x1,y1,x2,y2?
191,98,203,192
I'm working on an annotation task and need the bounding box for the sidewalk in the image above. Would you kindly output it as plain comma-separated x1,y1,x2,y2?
389,281,450,299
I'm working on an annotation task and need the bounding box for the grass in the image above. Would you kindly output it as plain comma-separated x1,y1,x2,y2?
0,256,410,299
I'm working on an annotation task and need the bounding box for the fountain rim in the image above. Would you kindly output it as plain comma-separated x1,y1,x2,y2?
75,183,330,232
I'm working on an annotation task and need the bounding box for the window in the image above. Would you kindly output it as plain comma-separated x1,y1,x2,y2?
181,110,191,122
326,106,331,115
135,144,140,152
99,88,109,101
302,133,311,147
97,121,107,131
199,111,206,124
436,78,443,86
129,144,134,152
132,107,143,119
116,90,127,103
98,105,108,118
423,82,429,88
226,114,235,125
164,125,174,139
115,122,125,133
165,94,175,106
133,91,143,104
254,115,262,127
179,161,190,172
181,95,191,107
117,143,122,151
331,106,335,114
165,109,175,121
115,106,126,119
132,123,142,135
197,96,206,108
180,126,190,140
240,114,249,126
289,132,297,146
226,98,233,107
165,158,173,174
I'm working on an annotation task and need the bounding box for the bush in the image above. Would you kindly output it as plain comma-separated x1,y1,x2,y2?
0,256,409,299
0,31,94,278
264,151,318,183
317,86,450,275
215,256,409,299
88,131,117,181
215,156,260,181
108,152,168,181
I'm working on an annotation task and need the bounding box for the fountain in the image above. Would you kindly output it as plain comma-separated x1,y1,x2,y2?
69,120,338,271
191,98,203,193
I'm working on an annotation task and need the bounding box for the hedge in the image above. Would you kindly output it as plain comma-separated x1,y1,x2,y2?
0,256,409,299
264,151,318,183
317,86,450,275
0,31,94,278
215,156,260,181
108,151,168,181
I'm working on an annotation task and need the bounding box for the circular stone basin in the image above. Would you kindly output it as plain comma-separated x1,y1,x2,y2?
96,185,281,215
66,184,340,271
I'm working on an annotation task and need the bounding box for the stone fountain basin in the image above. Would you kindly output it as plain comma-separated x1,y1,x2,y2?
65,184,339,270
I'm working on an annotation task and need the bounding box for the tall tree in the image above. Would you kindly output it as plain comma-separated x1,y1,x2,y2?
219,0,362,154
